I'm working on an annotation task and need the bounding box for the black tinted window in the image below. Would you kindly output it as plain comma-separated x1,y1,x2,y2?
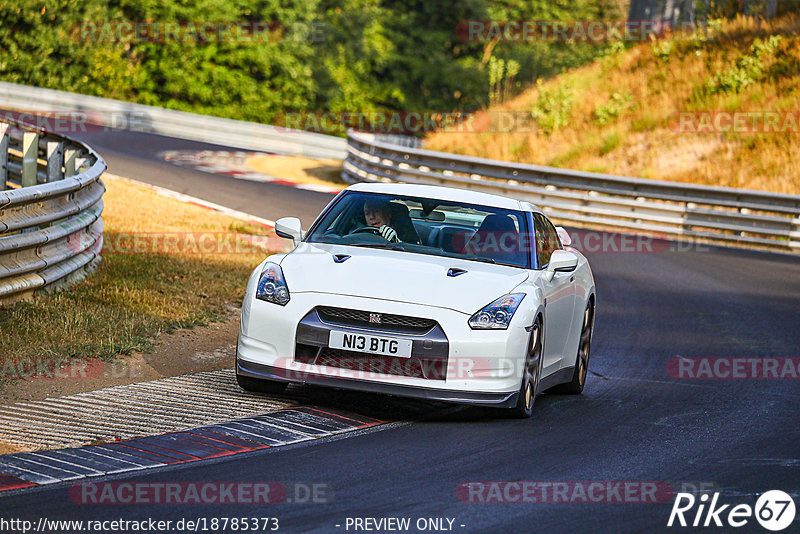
534,213,561,268
306,191,531,268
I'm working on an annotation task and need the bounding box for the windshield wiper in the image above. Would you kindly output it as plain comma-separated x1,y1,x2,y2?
352,242,407,251
467,256,496,264
467,256,527,268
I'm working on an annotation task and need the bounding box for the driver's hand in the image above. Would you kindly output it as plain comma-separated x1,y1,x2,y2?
379,225,399,243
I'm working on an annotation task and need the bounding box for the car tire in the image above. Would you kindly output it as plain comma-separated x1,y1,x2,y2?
510,317,543,419
236,372,289,394
553,300,594,394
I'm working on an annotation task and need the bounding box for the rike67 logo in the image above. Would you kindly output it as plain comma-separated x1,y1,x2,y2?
668,490,796,531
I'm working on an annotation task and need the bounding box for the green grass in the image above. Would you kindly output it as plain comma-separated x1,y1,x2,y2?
599,131,622,156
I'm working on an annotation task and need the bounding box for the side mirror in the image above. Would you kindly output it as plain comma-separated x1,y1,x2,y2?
544,250,578,282
555,226,572,247
275,217,303,244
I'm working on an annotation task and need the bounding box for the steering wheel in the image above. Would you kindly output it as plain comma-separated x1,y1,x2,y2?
350,226,382,236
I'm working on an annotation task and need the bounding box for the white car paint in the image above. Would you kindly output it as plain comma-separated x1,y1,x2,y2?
281,242,530,314
237,183,596,409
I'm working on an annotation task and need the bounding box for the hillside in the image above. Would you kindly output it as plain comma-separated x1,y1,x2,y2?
424,15,800,195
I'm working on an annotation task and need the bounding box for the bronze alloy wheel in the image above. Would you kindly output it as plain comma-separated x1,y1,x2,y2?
511,318,543,418
553,301,594,395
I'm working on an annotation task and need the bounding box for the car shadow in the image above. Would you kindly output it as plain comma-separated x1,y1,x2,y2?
274,383,569,424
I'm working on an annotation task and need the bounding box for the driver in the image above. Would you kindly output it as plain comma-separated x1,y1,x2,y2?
363,198,400,242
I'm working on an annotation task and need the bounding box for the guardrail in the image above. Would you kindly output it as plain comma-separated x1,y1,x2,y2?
0,120,106,305
0,81,346,160
343,131,800,253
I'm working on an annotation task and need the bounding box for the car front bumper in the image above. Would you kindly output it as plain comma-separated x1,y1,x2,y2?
237,291,533,407
236,358,519,408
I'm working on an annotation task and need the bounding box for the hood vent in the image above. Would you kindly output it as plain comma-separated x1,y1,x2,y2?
447,267,467,277
332,254,351,263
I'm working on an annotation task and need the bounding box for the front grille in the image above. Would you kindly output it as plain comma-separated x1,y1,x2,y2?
316,306,437,334
295,344,446,380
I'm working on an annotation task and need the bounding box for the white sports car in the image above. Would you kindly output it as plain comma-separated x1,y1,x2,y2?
236,183,595,417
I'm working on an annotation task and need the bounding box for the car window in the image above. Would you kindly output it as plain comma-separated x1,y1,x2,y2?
544,216,562,253
305,191,531,268
533,213,561,268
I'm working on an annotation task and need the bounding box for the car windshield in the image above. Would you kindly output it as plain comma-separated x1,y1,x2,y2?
305,191,531,269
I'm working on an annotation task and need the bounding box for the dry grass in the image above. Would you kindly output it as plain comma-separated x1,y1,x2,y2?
0,176,275,371
425,15,800,195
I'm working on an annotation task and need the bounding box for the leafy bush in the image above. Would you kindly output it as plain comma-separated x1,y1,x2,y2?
651,40,674,62
0,0,626,127
704,36,782,95
488,56,521,105
593,92,632,125
769,36,800,79
531,81,573,135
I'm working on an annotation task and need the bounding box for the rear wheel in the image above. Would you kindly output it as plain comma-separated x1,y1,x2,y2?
553,301,594,394
510,318,543,418
236,372,288,394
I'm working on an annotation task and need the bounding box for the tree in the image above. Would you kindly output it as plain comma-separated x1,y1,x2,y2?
628,0,695,27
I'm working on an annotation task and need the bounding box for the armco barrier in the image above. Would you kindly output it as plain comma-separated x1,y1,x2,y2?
343,131,800,252
0,81,346,159
0,120,106,305
3,81,797,253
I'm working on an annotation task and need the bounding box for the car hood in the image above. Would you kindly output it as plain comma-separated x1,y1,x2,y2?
278,242,529,314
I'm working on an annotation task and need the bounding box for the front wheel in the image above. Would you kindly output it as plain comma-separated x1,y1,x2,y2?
509,318,543,418
553,301,594,394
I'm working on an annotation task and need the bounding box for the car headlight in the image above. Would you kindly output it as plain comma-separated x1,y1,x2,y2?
468,293,525,330
255,262,290,306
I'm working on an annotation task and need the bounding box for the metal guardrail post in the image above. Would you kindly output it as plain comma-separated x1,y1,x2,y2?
47,141,64,182
0,123,7,190
64,149,78,177
21,132,39,187
0,120,106,304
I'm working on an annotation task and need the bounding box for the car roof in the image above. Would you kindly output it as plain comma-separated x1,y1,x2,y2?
346,182,541,213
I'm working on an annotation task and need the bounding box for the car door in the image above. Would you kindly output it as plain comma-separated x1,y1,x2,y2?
534,213,576,374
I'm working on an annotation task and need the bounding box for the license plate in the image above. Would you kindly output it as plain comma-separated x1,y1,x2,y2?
328,331,413,358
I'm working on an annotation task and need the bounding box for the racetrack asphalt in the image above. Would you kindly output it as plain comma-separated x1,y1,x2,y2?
2,128,799,533
70,128,335,226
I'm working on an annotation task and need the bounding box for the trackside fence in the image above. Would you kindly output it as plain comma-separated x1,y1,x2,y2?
0,120,106,305
342,131,800,253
